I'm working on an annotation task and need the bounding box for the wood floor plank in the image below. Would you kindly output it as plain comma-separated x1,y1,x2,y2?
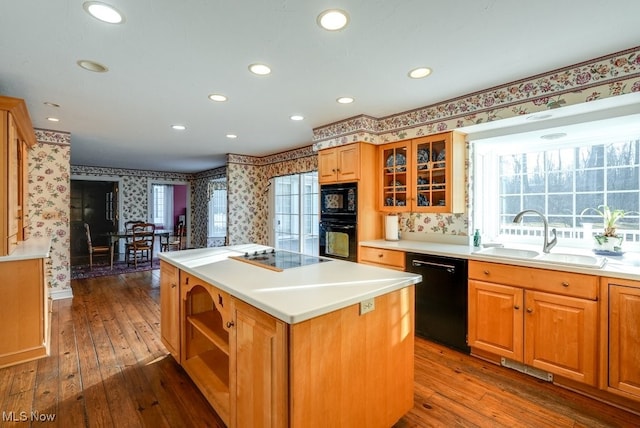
54,298,86,428
31,298,60,428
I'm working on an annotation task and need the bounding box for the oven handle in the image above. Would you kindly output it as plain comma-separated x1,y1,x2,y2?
321,222,356,230
411,259,456,274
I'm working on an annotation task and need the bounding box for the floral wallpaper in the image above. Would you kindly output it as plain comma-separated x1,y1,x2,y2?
30,130,71,297
191,166,226,247
226,146,317,246
312,45,640,238
71,165,190,230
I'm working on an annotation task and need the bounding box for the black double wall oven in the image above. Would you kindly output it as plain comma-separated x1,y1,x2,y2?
319,183,357,262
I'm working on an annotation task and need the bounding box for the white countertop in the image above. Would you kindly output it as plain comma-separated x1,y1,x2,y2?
0,236,52,262
159,244,421,324
360,239,640,281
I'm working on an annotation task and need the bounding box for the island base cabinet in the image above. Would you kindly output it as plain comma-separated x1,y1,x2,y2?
181,274,233,426
159,261,180,359
607,283,640,399
230,298,288,428
0,258,49,368
289,286,415,428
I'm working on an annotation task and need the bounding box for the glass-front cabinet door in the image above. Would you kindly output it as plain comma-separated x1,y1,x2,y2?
380,141,411,212
412,134,450,212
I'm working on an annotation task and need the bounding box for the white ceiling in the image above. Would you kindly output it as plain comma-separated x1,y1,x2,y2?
1,0,640,173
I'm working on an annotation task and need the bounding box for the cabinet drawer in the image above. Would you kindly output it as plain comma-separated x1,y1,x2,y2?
469,261,597,300
359,247,405,270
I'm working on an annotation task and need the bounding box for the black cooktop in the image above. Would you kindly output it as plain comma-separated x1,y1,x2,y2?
239,249,330,270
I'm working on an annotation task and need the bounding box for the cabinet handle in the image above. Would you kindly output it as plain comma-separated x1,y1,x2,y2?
561,281,569,287
332,169,336,173
378,253,384,258
171,283,176,288
483,270,490,275
226,321,235,328
514,305,520,310
526,308,533,313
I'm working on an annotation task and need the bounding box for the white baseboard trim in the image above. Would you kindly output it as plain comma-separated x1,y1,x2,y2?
50,288,73,300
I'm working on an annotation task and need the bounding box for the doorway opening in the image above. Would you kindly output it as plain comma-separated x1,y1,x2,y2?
70,179,119,266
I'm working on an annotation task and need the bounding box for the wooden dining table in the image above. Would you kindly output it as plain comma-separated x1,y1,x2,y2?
104,229,171,269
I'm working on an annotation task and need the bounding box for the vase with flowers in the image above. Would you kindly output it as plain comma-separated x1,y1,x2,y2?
580,205,634,255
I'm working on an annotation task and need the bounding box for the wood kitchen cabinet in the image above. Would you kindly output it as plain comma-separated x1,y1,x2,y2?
0,96,36,256
180,272,234,425
359,246,406,270
0,257,51,368
163,263,414,427
318,143,362,183
599,277,640,402
468,261,599,386
230,297,287,427
160,260,180,359
379,131,465,213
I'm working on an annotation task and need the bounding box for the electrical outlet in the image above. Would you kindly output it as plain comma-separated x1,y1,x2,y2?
359,298,375,315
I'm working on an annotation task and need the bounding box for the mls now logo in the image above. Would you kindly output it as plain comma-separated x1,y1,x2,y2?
2,411,56,422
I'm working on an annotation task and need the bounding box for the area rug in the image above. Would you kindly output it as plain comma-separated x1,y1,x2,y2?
71,259,160,280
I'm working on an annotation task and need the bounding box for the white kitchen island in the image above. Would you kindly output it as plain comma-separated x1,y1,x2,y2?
159,244,421,428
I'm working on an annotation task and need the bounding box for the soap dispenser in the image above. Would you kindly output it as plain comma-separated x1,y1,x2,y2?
473,229,482,248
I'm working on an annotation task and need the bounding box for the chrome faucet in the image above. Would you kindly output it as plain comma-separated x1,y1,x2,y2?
512,209,557,253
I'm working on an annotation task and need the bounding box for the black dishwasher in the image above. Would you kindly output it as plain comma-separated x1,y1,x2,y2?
406,253,470,354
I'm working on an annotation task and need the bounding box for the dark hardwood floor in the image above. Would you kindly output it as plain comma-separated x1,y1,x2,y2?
1,270,639,427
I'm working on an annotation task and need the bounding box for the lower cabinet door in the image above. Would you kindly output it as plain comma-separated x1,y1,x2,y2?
230,298,287,428
468,280,523,361
608,284,640,398
524,290,598,385
159,261,180,358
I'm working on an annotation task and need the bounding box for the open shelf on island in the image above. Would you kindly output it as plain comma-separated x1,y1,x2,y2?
187,310,230,355
183,348,230,425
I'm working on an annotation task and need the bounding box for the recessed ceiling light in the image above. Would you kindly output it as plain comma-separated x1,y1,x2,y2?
540,132,567,140
46,117,60,122
317,9,349,31
172,125,186,131
226,134,238,139
336,97,354,104
290,115,304,121
249,63,271,76
44,102,60,108
83,1,124,24
77,60,108,72
408,67,432,79
208,94,228,102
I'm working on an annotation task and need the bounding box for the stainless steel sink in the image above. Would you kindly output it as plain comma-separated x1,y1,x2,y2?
475,247,540,259
474,247,607,269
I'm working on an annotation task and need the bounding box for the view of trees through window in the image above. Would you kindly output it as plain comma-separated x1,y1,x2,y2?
476,133,640,249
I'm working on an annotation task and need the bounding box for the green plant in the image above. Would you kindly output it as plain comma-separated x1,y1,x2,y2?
580,205,629,237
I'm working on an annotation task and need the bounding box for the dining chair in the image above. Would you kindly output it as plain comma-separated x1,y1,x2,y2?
126,223,155,268
161,222,185,251
84,223,111,269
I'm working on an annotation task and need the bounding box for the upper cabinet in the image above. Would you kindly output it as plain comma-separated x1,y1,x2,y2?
379,131,466,213
0,96,36,256
318,143,361,183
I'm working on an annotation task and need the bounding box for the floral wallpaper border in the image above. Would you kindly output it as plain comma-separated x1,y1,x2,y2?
312,45,640,148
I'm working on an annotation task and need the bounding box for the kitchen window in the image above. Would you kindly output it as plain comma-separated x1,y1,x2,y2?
271,172,319,255
208,178,227,241
474,124,640,250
